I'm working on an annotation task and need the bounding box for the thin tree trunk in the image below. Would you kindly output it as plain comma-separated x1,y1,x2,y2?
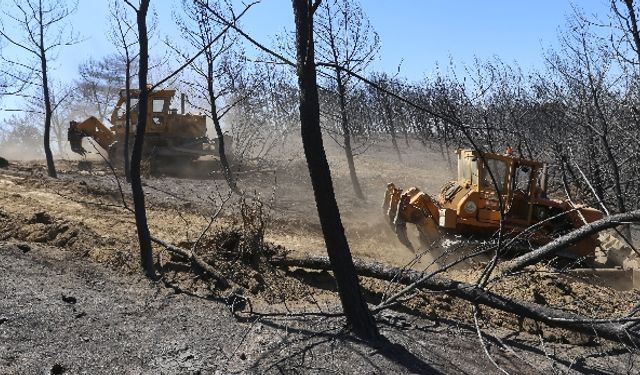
292,0,378,341
383,99,402,162
39,7,56,178
617,0,638,240
206,57,238,193
623,0,640,64
601,134,626,213
588,74,627,215
53,118,64,155
401,117,410,148
336,71,364,200
598,131,633,239
124,55,132,183
130,0,154,278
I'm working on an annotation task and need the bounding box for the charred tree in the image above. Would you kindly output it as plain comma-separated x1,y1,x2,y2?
370,73,403,162
109,2,139,182
0,0,78,178
123,56,133,182
125,0,154,278
292,0,378,341
177,0,239,193
335,69,364,199
76,55,125,122
315,0,379,200
612,0,640,65
40,32,55,177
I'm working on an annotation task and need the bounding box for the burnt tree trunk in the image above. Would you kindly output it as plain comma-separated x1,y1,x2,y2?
206,55,238,193
292,0,378,341
382,97,402,162
335,70,364,200
623,0,640,65
38,8,56,178
130,0,155,278
123,54,132,183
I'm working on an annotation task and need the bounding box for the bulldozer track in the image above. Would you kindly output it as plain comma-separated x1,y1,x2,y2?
597,231,635,268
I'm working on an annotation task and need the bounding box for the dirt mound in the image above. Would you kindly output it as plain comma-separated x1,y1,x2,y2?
0,209,80,247
0,206,137,273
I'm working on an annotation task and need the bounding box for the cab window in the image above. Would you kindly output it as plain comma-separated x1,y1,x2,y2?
481,159,507,193
152,99,165,113
514,164,532,192
458,156,472,182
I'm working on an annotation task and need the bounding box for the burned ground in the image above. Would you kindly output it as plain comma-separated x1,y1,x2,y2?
1,140,639,374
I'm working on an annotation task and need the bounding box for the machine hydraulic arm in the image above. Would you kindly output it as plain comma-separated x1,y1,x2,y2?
67,116,116,156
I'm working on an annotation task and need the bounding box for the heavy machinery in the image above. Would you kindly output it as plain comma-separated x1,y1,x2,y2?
68,88,223,172
383,148,637,279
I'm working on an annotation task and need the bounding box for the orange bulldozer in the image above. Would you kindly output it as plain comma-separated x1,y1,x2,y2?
67,88,229,174
382,148,638,288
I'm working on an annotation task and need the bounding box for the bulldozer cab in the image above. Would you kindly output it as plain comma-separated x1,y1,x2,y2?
110,89,177,135
457,149,547,224
459,149,545,193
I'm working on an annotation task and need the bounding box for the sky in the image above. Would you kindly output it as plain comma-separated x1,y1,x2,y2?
1,0,614,116
53,0,613,80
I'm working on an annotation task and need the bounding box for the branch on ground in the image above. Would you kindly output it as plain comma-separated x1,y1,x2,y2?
502,209,640,274
270,254,640,347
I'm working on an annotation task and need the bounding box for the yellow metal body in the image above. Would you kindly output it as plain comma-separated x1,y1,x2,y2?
68,116,115,152
68,89,209,163
109,89,206,140
383,149,603,257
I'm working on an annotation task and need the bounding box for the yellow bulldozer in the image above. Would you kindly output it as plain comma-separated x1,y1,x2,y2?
383,148,638,286
68,88,225,173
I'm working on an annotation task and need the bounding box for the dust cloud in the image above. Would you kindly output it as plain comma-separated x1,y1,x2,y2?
0,142,44,161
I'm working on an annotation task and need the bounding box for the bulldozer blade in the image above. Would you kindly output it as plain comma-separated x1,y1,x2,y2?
394,222,415,252
383,183,401,225
67,122,87,156
382,183,415,251
391,190,423,252
415,217,441,248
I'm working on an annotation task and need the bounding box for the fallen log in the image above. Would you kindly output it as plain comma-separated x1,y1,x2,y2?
271,255,640,347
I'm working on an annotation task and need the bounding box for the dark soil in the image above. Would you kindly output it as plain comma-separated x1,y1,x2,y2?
5,241,637,374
